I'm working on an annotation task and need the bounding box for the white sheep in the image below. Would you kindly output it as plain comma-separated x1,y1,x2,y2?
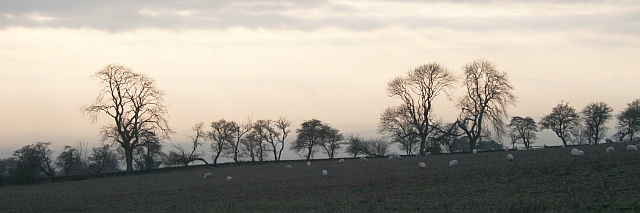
338,159,345,164
360,157,368,161
285,165,293,170
578,150,585,156
307,161,311,166
571,148,580,156
503,146,509,152
426,152,431,156
419,162,426,168
389,156,394,160
605,138,614,143
226,176,233,182
449,160,458,166
322,170,328,176
606,146,615,154
472,149,478,154
627,145,639,151
507,153,513,161
203,172,212,179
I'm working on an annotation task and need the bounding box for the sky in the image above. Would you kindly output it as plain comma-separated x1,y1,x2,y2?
1,0,639,160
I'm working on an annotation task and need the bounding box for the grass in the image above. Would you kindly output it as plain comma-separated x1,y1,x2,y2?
1,142,640,212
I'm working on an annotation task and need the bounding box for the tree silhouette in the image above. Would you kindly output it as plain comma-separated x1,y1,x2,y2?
457,59,516,151
539,101,581,146
382,63,457,156
82,64,172,174
581,102,613,144
615,98,640,142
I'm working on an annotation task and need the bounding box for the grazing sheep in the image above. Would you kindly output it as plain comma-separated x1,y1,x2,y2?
578,150,585,156
322,170,328,176
307,161,311,166
473,149,478,154
226,176,233,182
396,155,403,160
285,165,293,170
389,156,394,160
605,138,614,143
606,147,615,154
203,172,212,179
360,157,368,161
338,159,345,164
507,153,514,161
627,145,639,151
504,146,509,152
419,162,426,168
426,152,431,156
449,160,458,166
571,148,580,156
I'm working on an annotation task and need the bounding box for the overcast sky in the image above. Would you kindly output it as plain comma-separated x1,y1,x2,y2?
1,0,639,159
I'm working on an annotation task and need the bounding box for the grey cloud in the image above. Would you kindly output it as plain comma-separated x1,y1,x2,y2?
1,0,639,37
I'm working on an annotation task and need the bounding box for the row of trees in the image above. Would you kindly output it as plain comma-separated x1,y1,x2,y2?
509,99,640,149
74,63,638,174
378,59,639,155
0,142,121,184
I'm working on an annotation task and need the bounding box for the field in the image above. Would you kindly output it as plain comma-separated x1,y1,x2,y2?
1,143,640,213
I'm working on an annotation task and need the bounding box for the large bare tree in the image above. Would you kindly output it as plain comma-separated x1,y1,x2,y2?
82,64,172,174
539,101,581,146
457,59,516,151
382,63,457,156
581,102,613,144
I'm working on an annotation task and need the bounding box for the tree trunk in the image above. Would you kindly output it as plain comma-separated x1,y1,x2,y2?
419,134,427,156
125,145,134,174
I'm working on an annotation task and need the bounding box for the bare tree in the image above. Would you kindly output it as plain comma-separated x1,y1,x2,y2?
508,116,538,150
616,98,640,142
87,144,121,174
581,102,613,144
539,101,581,146
383,63,457,156
364,138,392,156
345,134,366,157
273,117,291,161
241,131,268,162
291,119,325,160
209,119,237,166
168,122,208,167
55,146,83,177
225,117,252,163
12,142,56,182
319,125,345,159
379,105,420,155
431,121,464,153
132,131,166,170
82,64,173,174
253,119,279,161
457,59,516,151
74,141,89,173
